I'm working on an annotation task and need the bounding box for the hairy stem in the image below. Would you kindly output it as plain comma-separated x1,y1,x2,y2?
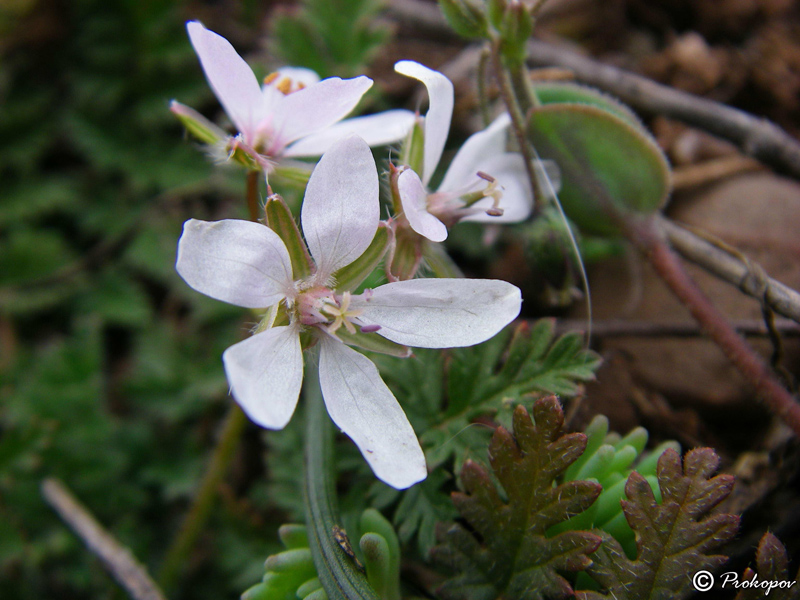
304,365,380,600
630,217,800,436
246,170,260,221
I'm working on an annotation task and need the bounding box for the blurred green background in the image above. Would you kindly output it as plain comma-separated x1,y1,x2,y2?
0,1,301,597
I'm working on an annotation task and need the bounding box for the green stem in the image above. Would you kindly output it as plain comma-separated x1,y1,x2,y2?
303,366,380,600
157,405,247,592
490,39,546,211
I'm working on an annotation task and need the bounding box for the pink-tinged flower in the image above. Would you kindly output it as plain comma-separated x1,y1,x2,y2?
393,61,548,242
175,135,522,489
173,21,415,170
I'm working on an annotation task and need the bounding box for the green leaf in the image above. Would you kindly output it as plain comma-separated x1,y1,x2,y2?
532,82,645,130
432,399,602,600
527,104,672,236
578,448,739,600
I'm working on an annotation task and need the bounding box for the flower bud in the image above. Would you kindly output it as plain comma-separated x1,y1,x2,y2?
438,0,488,39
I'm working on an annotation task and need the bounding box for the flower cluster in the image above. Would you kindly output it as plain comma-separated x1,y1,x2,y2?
173,23,533,489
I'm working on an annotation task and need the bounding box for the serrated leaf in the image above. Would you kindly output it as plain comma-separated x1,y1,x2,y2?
735,533,800,600
432,399,602,600
528,104,672,236
578,448,740,600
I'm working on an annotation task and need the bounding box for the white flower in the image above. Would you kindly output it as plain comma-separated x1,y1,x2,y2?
175,135,522,489
393,61,545,242
175,21,415,169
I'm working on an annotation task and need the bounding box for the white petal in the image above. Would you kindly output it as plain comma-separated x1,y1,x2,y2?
283,110,416,157
223,326,303,429
397,168,448,242
176,219,293,308
271,76,373,150
462,154,533,223
395,61,454,186
186,21,264,142
301,135,379,280
318,337,427,489
351,278,521,348
261,67,322,116
438,113,511,193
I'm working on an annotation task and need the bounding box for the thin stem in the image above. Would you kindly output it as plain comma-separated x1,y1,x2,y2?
246,170,260,221
157,405,247,593
304,364,379,600
630,217,800,437
489,40,545,210
42,479,167,600
477,46,493,128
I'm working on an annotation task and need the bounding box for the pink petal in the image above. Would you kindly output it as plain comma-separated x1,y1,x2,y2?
176,219,293,309
318,337,427,489
397,168,448,242
301,135,379,281
283,110,416,157
270,76,373,150
438,113,511,194
223,326,303,429
394,61,454,186
186,21,264,142
350,278,521,348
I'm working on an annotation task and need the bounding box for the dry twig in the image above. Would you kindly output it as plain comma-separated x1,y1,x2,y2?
41,478,167,600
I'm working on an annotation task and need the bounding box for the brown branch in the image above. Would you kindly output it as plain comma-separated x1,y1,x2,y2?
629,218,800,437
553,318,800,338
526,38,800,180
41,478,167,600
660,216,800,324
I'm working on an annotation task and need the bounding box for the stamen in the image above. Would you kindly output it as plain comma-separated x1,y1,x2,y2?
263,72,280,85
276,77,292,95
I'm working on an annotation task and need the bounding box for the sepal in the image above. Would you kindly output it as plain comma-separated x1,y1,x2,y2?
438,0,488,39
332,222,392,292
170,100,226,145
264,194,315,280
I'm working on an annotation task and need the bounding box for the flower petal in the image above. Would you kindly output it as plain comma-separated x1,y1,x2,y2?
462,153,532,223
438,113,511,193
283,110,416,157
176,219,293,308
301,135,379,280
318,337,427,489
261,67,322,116
351,278,521,348
270,76,373,150
397,168,448,242
223,326,303,429
395,61,454,186
186,21,264,142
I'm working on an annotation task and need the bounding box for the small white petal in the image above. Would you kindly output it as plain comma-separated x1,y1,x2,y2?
261,67,322,116
271,76,373,150
395,61,454,186
462,154,533,224
397,168,448,242
351,278,521,348
318,337,427,489
283,110,416,157
223,326,303,429
438,113,511,194
301,135,379,280
176,219,293,308
186,21,264,142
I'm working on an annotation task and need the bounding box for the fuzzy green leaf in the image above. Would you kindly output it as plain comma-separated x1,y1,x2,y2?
528,104,672,236
433,399,602,600
578,448,739,600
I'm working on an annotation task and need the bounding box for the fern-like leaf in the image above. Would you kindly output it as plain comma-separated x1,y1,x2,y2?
578,448,739,600
432,398,602,600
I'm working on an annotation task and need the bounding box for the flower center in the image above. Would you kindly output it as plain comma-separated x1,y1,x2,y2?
264,72,308,95
293,286,363,337
427,171,505,222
